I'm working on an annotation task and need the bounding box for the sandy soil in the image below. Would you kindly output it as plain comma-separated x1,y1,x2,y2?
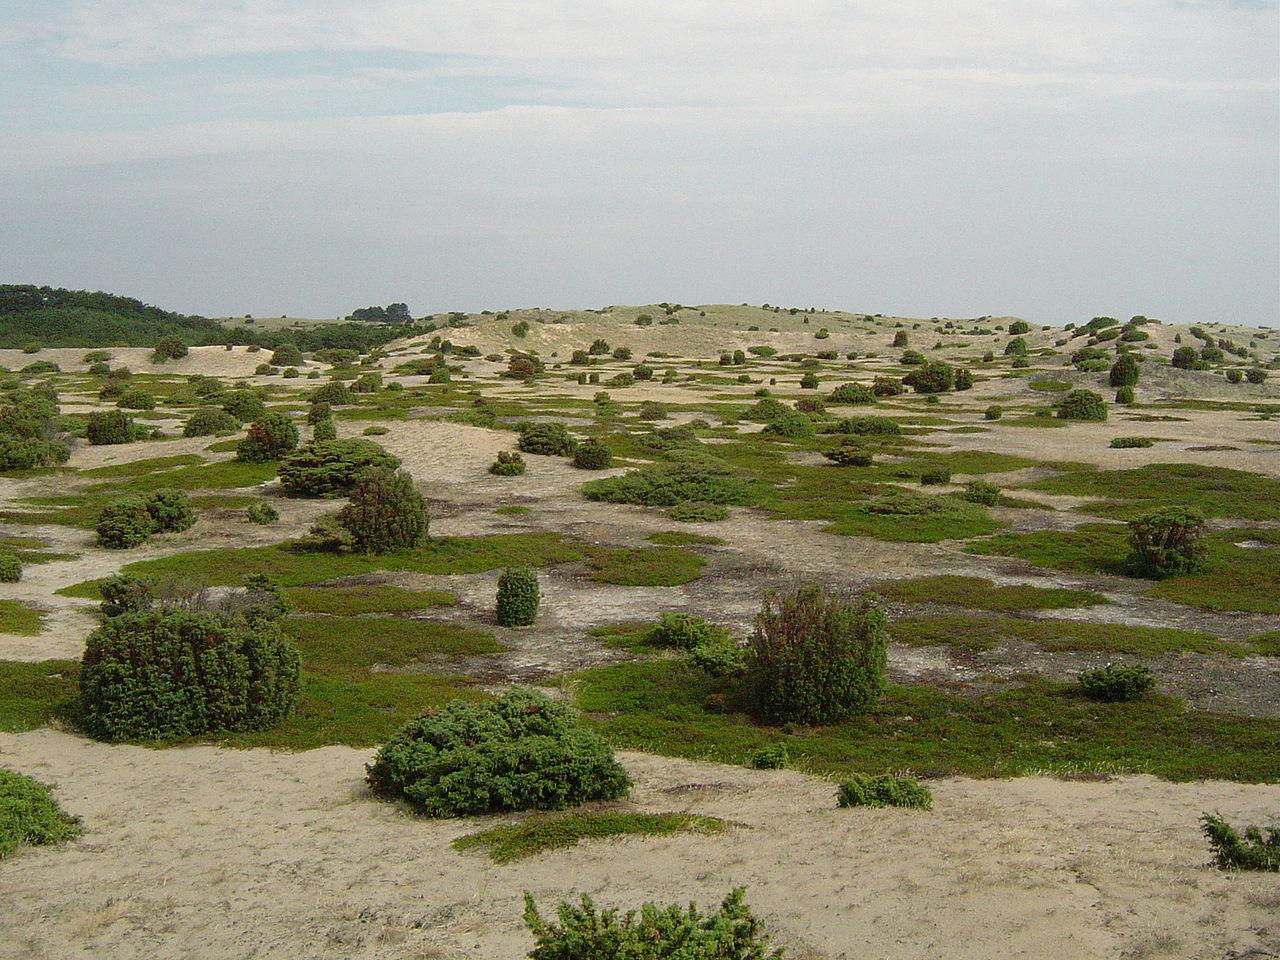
1,729,1276,960
0,345,276,379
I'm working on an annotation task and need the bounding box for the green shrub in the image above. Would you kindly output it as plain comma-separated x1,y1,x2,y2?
954,368,974,391
1109,435,1153,448
337,468,428,553
1225,369,1243,384
490,450,527,476
146,489,195,533
523,888,781,960
827,382,876,404
221,389,266,422
823,443,873,467
1008,320,1030,335
572,440,612,470
1004,337,1028,357
366,688,629,816
116,388,156,411
183,406,240,437
837,415,901,436
152,336,188,361
1246,367,1268,384
836,774,932,810
79,608,299,741
310,381,355,405
750,743,788,770
270,344,304,367
496,567,540,626
1115,386,1135,405
762,410,815,439
1172,345,1204,370
246,502,279,525
1201,814,1279,871
1078,663,1154,702
236,412,299,463
892,330,909,347
984,405,1003,420
1056,389,1107,421
0,769,81,859
362,424,389,436
312,418,337,440
647,612,727,650
307,401,332,425
277,439,401,497
1109,354,1139,387
96,497,156,549
871,376,904,397
1126,506,1206,579
518,422,578,456
0,553,21,583
962,480,1000,505
86,410,138,445
920,468,951,485
583,462,763,508
98,574,153,618
669,501,730,522
799,372,819,390
746,585,887,725
903,361,953,394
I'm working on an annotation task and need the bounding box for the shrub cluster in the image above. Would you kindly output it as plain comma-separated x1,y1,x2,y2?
919,468,951,485
1078,663,1154,702
903,361,954,394
1201,814,1279,871
836,415,900,436
495,567,540,626
183,406,240,437
337,468,428,553
489,450,526,476
366,688,630,817
96,489,195,548
828,382,875,404
1126,506,1205,579
518,422,578,456
750,743,788,770
572,440,612,470
836,774,933,810
86,409,142,446
236,412,299,462
277,438,401,497
1056,389,1107,422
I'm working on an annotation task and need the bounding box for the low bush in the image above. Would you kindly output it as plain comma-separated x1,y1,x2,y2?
221,389,266,422
583,462,763,508
962,480,1000,505
496,567,540,626
920,468,951,485
647,612,727,650
750,743,788,770
522,888,781,960
762,410,815,439
953,368,974,391
1225,369,1243,384
746,585,887,725
116,388,156,411
1056,389,1107,422
79,607,300,740
146,489,195,533
365,688,629,816
1201,814,1279,871
337,468,428,553
490,450,527,476
98,574,153,618
1126,506,1205,579
824,443,873,467
312,419,337,440
246,502,279,525
96,497,156,549
836,774,933,810
183,406,240,437
277,439,401,497
309,381,355,405
0,769,81,859
828,382,876,404
1245,368,1268,384
572,440,612,470
236,413,299,463
1115,385,1135,404
871,376,904,397
836,416,900,436
0,553,21,582
518,422,578,456
984,405,1003,420
1078,663,1154,702
903,361,954,394
86,410,139,446
1110,436,1153,448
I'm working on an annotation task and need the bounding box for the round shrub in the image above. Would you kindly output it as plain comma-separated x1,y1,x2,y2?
1109,354,1139,388
1078,663,1154,703
309,381,355,405
823,443,872,467
183,406,240,437
953,368,975,391
984,404,1003,420
1115,385,1135,404
221,390,266,422
496,567,540,626
517,422,578,456
920,468,951,485
312,418,337,440
1126,506,1206,579
337,468,429,554
902,361,954,394
1008,320,1030,335
1225,369,1243,384
489,450,526,476
116,388,155,411
751,743,788,770
745,585,887,726
762,411,815,439
96,497,156,549
827,383,876,405
146,489,195,533
306,401,331,425
98,574,153,618
839,415,900,436
962,480,1000,505
79,608,300,741
572,440,612,470
277,439,401,497
246,502,279,525
871,376,904,397
1246,367,1268,384
270,343,304,367
0,553,21,582
236,412,300,463
152,336,188,361
365,688,629,816
86,410,137,446
1004,337,1028,357
1056,389,1107,421
799,372,819,390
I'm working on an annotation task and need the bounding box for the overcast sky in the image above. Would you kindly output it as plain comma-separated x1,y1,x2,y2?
2,1,1277,324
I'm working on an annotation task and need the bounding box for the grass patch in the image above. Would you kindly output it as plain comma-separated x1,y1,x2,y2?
80,454,205,478
86,459,277,494
874,575,1106,611
0,768,81,859
1028,464,1280,521
822,490,1000,542
571,660,1280,782
452,811,730,864
1247,632,1280,657
0,601,47,635
494,504,529,516
282,616,500,672
585,546,706,586
284,585,456,615
646,531,725,546
0,660,79,732
1029,378,1072,392
888,612,1240,656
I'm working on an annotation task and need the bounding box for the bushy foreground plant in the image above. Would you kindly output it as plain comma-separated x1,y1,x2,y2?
79,607,300,740
750,743,788,770
746,585,887,725
518,422,578,456
0,769,81,859
572,440,612,470
522,887,782,960
962,480,1000,505
183,406,240,437
95,489,195,548
246,501,279,525
496,567,540,626
236,412,299,463
1126,506,1205,579
836,774,933,810
86,409,141,446
1078,663,1154,702
365,688,630,816
1056,389,1107,422
0,553,20,583
277,438,400,497
490,450,526,476
1201,813,1279,871
337,468,428,553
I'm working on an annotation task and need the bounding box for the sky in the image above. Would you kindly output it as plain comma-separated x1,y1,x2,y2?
1,1,1277,325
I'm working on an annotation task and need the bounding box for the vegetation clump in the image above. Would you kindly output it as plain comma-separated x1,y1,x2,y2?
1201,814,1279,871
496,567,540,626
489,450,526,476
365,688,629,817
0,769,81,859
583,462,763,509
0,553,21,583
962,480,1000,505
86,409,141,445
1078,663,1154,702
1126,506,1205,579
572,440,612,470
836,774,933,810
246,502,279,525
517,422,578,456
236,412,299,463
1056,389,1107,421
277,438,400,497
337,468,428,553
828,382,876,404
903,360,954,394
184,406,240,437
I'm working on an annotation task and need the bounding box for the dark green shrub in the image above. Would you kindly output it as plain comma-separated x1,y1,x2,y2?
583,462,762,508
901,350,925,365
79,608,300,741
762,410,815,439
152,336,188,361
0,769,81,859
96,497,156,549
116,388,155,411
1115,386,1135,404
984,405,1003,420
1201,814,1279,871
496,567,540,626
183,406,240,437
366,688,629,816
647,613,727,650
836,774,932,809
0,553,21,582
1078,663,1154,702
270,344,304,367
1246,367,1268,384
669,501,729,522
746,585,887,725
518,422,578,456
1109,354,1139,387
1126,506,1206,579
892,330,908,347
312,419,337,440
236,412,299,462
86,410,138,445
306,401,331,425
962,480,999,505
246,502,279,525
799,372,819,390
1110,435,1153,448
920,468,951,485
871,376,904,397
1225,369,1243,384
1056,389,1107,421
572,440,612,470
98,575,153,618
309,381,355,405
824,443,872,466
146,489,195,533
1004,337,1028,356
828,382,876,404
221,389,266,422
838,415,900,436
1171,345,1204,370
1008,320,1030,335
954,368,974,391
277,439,400,497
523,888,781,960
337,468,428,554
362,425,389,436
903,361,954,394
750,743,788,770
490,450,526,476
